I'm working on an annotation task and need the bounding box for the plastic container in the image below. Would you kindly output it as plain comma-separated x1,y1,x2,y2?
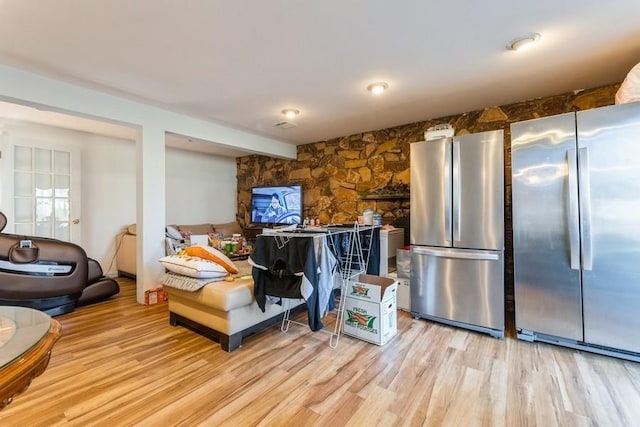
224,240,233,255
373,214,382,226
363,209,374,225
232,233,242,252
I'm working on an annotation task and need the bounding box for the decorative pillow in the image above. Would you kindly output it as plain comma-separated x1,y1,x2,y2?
159,255,228,279
166,225,183,240
184,245,239,274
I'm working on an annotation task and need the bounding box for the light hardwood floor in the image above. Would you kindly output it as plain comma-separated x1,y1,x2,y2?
1,278,639,426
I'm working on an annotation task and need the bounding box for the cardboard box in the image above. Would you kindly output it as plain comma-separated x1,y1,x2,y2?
344,296,397,345
343,274,398,345
189,234,209,246
145,287,168,305
346,274,397,302
424,124,454,141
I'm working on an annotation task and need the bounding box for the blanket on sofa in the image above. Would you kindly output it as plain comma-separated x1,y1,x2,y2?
160,260,253,292
160,271,226,292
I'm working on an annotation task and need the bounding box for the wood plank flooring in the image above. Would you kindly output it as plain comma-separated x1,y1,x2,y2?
1,278,639,426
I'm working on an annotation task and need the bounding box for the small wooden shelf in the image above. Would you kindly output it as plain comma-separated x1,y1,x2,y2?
360,194,410,200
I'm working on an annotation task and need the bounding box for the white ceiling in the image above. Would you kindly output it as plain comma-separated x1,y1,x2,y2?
0,1,639,156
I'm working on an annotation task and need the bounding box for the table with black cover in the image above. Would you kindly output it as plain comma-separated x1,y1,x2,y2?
249,226,380,332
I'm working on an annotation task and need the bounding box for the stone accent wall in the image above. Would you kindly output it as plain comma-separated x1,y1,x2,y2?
236,83,620,314
238,84,618,225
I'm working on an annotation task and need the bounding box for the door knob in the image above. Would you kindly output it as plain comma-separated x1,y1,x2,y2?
72,219,80,225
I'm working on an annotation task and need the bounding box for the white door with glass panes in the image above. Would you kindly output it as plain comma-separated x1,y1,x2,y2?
1,136,81,245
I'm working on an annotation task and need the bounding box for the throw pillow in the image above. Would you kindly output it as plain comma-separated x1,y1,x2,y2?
166,225,183,240
159,255,228,279
184,245,239,274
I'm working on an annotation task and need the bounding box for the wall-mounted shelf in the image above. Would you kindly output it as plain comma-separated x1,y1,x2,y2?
360,194,409,200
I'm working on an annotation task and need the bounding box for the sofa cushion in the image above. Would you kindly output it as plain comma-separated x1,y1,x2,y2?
177,223,215,235
159,255,228,279
166,276,255,312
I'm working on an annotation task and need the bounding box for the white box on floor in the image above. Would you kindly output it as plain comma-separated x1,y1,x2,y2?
343,274,398,345
386,272,410,311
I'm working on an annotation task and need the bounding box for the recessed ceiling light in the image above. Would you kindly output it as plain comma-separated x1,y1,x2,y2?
507,33,541,51
281,108,300,119
367,82,388,95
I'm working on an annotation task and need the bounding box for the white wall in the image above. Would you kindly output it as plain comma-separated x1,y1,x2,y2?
165,149,237,225
0,121,238,276
0,64,295,303
82,132,137,275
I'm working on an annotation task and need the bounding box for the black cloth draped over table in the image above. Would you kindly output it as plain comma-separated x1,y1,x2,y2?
249,227,380,333
250,235,323,331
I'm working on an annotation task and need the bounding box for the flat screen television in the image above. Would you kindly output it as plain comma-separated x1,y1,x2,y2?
251,185,303,225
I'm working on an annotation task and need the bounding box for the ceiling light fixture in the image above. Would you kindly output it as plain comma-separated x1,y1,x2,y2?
507,33,541,51
367,82,388,95
281,108,300,119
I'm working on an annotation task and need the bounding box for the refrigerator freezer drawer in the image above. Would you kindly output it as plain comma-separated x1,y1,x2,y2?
410,246,504,333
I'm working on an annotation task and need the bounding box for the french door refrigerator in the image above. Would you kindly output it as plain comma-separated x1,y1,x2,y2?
511,101,640,361
410,129,505,338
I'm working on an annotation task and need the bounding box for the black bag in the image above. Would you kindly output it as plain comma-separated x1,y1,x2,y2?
9,238,39,264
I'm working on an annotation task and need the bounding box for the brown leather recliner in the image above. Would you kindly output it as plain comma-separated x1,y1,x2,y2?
0,211,120,316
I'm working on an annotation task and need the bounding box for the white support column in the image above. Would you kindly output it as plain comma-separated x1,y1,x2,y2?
136,125,166,304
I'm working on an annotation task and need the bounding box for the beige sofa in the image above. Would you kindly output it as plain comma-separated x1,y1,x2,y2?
118,222,300,351
165,273,305,352
115,221,244,278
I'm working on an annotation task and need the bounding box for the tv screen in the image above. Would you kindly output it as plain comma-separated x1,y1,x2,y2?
251,185,303,225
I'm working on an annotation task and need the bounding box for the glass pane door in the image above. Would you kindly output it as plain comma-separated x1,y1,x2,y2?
2,136,81,244
14,146,72,241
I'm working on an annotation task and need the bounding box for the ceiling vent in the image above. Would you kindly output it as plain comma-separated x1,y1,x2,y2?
273,121,297,129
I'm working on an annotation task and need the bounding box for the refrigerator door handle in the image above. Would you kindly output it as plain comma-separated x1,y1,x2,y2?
444,141,452,246
452,140,461,243
567,149,580,270
578,147,593,270
413,246,499,261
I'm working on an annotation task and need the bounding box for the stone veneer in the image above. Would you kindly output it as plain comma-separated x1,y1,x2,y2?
236,83,620,313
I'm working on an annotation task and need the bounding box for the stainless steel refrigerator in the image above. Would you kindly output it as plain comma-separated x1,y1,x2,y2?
410,129,505,338
511,101,640,361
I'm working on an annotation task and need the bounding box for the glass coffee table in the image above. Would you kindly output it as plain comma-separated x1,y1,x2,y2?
0,306,61,410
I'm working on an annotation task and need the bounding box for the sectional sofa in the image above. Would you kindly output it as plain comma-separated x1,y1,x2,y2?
164,264,306,352
115,221,243,278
